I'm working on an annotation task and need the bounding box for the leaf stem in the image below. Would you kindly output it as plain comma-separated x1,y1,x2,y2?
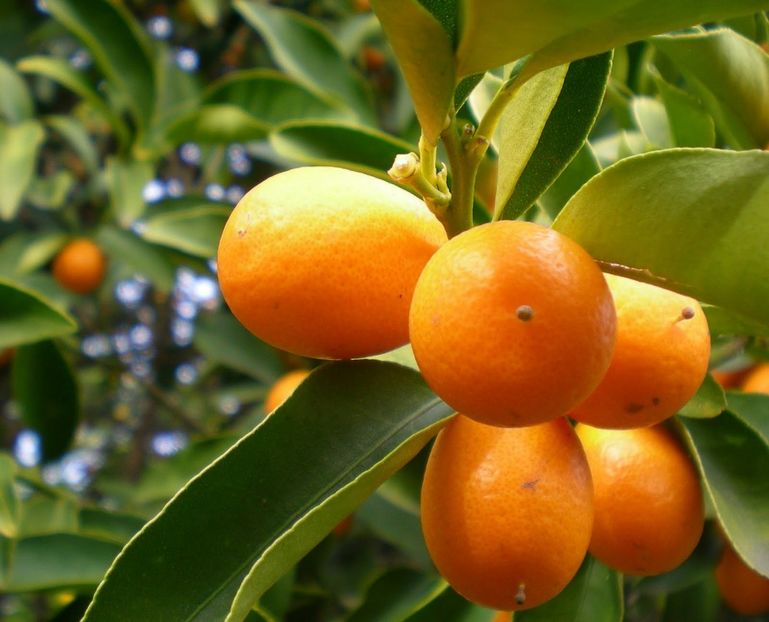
474,57,533,146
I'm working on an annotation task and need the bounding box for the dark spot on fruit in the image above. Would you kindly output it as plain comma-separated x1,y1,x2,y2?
626,402,644,413
522,478,540,490
516,305,534,321
681,306,695,320
515,583,526,605
652,397,660,406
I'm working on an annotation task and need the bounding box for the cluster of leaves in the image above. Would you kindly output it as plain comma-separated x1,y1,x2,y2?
1,0,769,621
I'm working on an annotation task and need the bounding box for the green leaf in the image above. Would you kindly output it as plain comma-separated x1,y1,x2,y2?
83,361,454,622
662,575,720,622
704,304,769,338
2,534,121,592
679,412,769,576
0,119,45,220
79,508,145,545
517,556,623,622
553,150,769,327
456,0,769,80
95,227,175,294
234,1,373,125
140,203,229,258
348,568,446,622
44,0,156,131
189,0,225,27
27,170,75,211
678,375,726,419
18,496,79,537
0,454,20,539
370,0,455,143
270,120,415,180
12,340,80,462
653,74,715,148
0,231,67,275
105,157,153,227
194,311,282,384
632,96,673,149
403,585,496,622
725,391,769,447
0,280,76,349
17,56,129,144
0,59,33,123
653,29,769,149
43,115,99,174
538,142,600,220
496,52,611,220
165,104,270,145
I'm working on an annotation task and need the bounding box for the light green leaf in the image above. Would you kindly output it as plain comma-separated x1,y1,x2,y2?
704,304,769,337
2,534,121,592
0,119,45,220
105,157,153,227
194,311,282,384
554,150,769,327
0,59,33,123
653,74,715,148
517,556,623,622
17,56,129,145
140,203,230,258
679,412,769,576
678,375,726,419
632,96,673,149
234,1,374,125
0,454,19,539
83,361,454,622
165,104,270,145
0,279,76,349
95,227,175,294
18,496,79,538
467,73,504,146
12,340,80,462
270,120,416,180
44,0,156,130
370,0,455,143
348,568,446,622
654,29,769,149
26,170,75,210
456,0,769,80
496,52,611,220
189,0,225,27
0,231,67,275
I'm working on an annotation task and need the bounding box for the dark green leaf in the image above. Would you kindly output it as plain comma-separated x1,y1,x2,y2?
678,375,726,419
83,361,453,622
370,0,455,143
662,575,720,622
43,114,99,174
12,340,79,462
234,1,373,125
348,568,446,622
679,412,769,576
704,305,769,338
497,52,611,220
0,120,45,220
194,311,282,384
45,0,156,130
517,556,623,622
538,143,600,220
140,203,229,258
403,585,496,622
2,534,121,592
725,391,769,447
270,120,415,180
79,508,145,545
554,150,769,327
0,280,76,349
0,59,33,123
0,454,19,539
654,29,769,149
456,0,769,80
95,227,175,294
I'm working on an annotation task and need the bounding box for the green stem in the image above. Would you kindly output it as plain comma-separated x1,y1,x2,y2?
419,134,438,186
440,119,476,237
475,57,533,145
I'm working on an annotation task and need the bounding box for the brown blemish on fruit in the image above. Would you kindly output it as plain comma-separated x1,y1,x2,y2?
626,402,644,414
516,305,534,322
652,397,660,406
522,478,540,490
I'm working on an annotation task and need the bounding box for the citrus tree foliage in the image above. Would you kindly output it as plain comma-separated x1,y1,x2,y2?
1,1,769,621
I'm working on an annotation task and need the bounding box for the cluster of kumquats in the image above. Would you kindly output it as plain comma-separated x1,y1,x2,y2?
215,165,769,616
